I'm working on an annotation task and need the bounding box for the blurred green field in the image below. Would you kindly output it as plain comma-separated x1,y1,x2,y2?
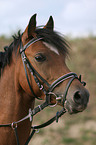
0,35,96,145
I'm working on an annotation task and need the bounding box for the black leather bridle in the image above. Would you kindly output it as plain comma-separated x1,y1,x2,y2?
19,36,86,104
19,36,86,144
0,36,86,145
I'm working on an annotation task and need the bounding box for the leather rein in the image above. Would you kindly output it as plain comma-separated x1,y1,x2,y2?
0,36,86,145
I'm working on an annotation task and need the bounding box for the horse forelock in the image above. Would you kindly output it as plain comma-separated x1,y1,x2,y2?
35,28,70,56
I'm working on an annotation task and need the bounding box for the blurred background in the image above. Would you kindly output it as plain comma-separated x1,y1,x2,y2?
0,0,96,145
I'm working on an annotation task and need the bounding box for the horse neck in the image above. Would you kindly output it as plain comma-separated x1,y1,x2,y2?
0,61,35,144
0,62,35,123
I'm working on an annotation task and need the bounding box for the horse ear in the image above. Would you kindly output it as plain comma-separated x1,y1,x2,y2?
44,16,54,30
22,14,37,42
28,14,37,37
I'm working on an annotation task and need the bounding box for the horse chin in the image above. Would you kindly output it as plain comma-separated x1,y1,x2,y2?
64,100,85,114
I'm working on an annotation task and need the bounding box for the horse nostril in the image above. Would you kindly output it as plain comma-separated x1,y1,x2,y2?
74,91,82,104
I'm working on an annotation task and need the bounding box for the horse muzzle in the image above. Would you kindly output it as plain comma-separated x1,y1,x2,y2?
49,86,89,114
48,73,89,114
62,87,89,114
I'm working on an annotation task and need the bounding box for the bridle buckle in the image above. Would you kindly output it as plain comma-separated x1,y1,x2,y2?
29,108,33,122
11,122,17,129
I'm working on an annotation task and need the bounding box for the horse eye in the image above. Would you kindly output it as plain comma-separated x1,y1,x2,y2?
35,54,46,62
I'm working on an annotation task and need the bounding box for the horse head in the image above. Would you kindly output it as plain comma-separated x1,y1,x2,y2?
18,14,89,114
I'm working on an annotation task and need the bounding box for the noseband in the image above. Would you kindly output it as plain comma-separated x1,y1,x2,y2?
0,36,86,145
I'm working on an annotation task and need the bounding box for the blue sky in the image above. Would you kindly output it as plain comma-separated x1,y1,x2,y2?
0,0,96,37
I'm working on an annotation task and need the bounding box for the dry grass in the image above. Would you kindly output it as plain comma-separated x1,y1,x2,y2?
0,35,96,145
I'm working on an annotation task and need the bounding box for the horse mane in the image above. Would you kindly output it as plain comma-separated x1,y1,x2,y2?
0,31,21,76
0,28,69,76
